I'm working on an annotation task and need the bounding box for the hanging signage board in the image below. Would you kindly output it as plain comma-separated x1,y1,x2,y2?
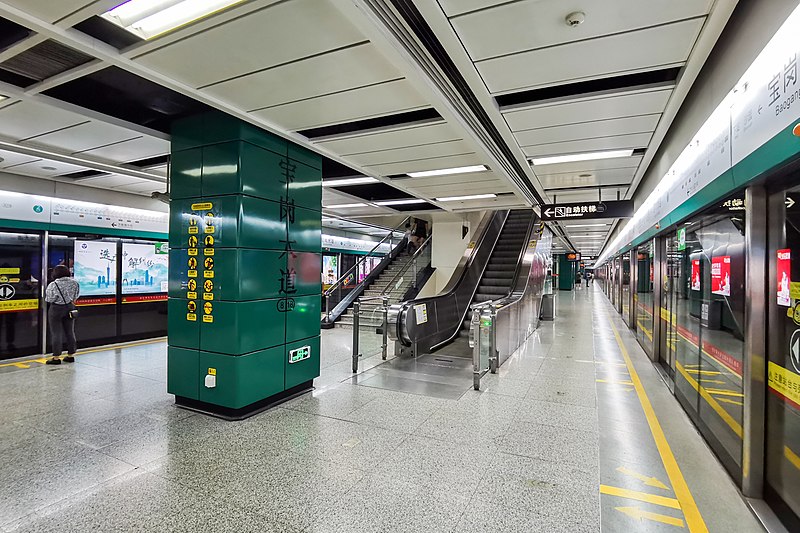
566,252,581,262
691,259,701,291
677,227,686,251
778,249,792,306
711,256,731,296
540,200,633,221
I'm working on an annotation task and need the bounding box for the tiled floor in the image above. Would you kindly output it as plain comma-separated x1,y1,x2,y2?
0,288,764,532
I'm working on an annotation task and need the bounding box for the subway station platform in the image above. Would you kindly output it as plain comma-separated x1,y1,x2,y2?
0,288,763,532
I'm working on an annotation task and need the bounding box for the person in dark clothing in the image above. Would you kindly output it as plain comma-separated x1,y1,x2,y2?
411,218,429,249
44,265,80,365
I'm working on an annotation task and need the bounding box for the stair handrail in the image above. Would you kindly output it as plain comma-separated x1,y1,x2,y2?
323,215,410,299
378,234,432,297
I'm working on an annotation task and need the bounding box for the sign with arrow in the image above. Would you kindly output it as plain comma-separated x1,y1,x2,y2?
0,284,15,300
787,196,796,209
541,200,633,221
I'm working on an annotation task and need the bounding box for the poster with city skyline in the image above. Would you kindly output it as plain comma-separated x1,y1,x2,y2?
73,240,117,296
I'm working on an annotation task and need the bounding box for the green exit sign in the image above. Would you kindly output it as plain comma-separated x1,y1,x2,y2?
289,345,311,364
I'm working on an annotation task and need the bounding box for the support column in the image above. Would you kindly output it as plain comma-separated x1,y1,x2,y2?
558,254,575,290
166,112,322,419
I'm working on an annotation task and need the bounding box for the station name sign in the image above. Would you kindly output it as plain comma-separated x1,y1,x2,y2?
541,200,634,221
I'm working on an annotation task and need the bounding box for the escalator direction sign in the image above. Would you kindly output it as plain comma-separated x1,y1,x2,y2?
541,200,633,221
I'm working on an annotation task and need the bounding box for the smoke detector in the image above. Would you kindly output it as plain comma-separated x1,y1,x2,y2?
565,11,585,27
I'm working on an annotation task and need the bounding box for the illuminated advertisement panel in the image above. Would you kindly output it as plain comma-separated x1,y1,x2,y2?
778,248,791,307
73,240,117,296
691,259,701,291
711,256,731,296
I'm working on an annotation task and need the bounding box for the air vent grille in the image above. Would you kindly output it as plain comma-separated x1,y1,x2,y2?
0,39,94,82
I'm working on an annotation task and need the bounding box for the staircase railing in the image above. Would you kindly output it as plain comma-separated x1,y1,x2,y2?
322,216,410,324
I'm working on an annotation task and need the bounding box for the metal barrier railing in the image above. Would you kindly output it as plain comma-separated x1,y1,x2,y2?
469,300,497,390
350,236,432,373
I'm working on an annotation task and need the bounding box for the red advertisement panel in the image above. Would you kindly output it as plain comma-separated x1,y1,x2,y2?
711,256,731,296
778,248,791,307
691,259,700,291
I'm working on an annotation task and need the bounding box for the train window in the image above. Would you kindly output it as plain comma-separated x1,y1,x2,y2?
765,183,800,528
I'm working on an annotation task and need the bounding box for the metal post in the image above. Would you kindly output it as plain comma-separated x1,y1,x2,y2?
489,305,498,374
40,230,49,355
743,186,767,498
352,300,360,373
412,258,417,288
324,293,330,322
472,308,481,390
381,295,389,360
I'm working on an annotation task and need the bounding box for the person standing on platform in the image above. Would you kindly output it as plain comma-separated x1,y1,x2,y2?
44,265,80,365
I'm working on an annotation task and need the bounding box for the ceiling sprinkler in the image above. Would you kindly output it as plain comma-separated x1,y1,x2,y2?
565,11,585,27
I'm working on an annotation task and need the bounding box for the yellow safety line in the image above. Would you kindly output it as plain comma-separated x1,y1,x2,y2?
0,338,166,369
676,361,743,439
785,446,800,471
609,319,708,533
704,388,744,398
600,484,680,509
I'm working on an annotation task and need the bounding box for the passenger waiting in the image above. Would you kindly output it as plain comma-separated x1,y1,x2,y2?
44,265,80,365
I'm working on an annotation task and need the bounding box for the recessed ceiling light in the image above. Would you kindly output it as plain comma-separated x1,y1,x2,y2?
376,199,427,206
563,223,608,228
41,166,57,171
322,177,379,187
322,203,367,209
102,0,246,40
436,193,497,202
531,149,634,166
407,165,487,178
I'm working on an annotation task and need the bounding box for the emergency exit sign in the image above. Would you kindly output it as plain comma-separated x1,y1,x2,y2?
289,345,311,364
541,200,633,221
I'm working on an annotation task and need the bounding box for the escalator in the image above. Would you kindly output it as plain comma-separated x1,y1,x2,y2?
433,210,533,358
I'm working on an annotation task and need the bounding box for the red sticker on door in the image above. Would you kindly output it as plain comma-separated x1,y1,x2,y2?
778,248,791,307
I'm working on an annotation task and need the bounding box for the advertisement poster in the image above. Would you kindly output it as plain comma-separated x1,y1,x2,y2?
322,255,338,287
711,256,731,296
73,241,117,296
778,249,791,306
691,259,701,291
121,242,169,294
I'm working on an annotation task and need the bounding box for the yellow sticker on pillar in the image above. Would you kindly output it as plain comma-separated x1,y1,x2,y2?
203,301,213,323
191,202,213,211
204,235,214,247
188,235,198,248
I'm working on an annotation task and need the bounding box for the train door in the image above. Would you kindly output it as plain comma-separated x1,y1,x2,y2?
765,184,800,529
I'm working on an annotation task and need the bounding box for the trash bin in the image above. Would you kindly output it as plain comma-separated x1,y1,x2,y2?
541,294,555,321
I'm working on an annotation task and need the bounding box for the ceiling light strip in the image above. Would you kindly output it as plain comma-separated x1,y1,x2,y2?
407,165,487,178
531,149,634,166
436,193,496,202
322,177,379,187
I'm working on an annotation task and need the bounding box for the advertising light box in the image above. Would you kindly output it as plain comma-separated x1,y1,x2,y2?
74,240,117,296
778,248,791,307
711,256,731,296
122,242,169,294
691,259,701,291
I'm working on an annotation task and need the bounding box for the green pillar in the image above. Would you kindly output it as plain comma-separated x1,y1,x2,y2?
558,254,575,290
166,112,322,419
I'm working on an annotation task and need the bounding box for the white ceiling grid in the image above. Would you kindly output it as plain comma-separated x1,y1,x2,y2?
0,0,737,239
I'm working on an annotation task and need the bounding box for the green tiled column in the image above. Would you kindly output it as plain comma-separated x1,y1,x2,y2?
167,112,321,419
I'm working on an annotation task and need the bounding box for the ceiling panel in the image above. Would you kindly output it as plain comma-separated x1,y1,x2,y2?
202,43,400,110
513,114,660,147
539,168,637,189
252,79,430,131
363,153,482,176
0,149,38,168
113,179,166,194
3,158,86,177
75,174,143,188
532,155,643,176
0,101,85,140
503,89,672,131
76,135,170,162
346,139,474,167
22,121,140,153
451,0,711,61
4,0,94,23
134,0,361,88
395,169,497,188
477,18,703,94
438,0,507,17
316,121,459,155
413,181,513,196
522,132,653,157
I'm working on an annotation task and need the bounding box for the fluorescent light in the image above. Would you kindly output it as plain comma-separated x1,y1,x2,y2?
376,199,427,206
563,223,608,228
102,0,245,40
407,165,487,178
323,203,367,209
0,95,7,102
531,150,634,166
322,177,379,187
435,193,497,202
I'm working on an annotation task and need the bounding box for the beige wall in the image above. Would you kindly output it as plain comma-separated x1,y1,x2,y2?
420,210,486,295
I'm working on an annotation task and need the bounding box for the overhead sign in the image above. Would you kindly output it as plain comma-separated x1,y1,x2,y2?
541,200,633,221
566,252,581,262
